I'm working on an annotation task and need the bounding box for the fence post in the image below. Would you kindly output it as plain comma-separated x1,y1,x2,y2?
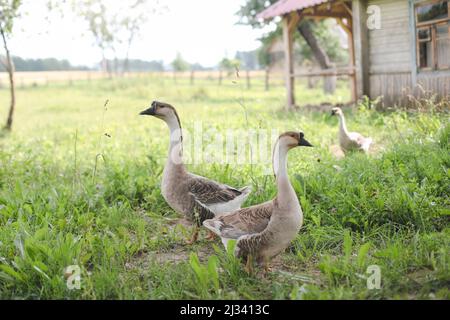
264,68,270,91
246,70,251,89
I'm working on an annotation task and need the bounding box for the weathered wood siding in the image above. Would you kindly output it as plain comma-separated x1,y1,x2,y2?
366,0,450,107
367,0,413,107
415,73,450,99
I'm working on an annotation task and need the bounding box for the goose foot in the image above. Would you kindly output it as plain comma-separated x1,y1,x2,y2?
262,263,273,277
186,227,199,245
205,231,217,241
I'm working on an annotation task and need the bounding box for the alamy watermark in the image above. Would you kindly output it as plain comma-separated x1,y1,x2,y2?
65,265,81,290
367,5,381,30
167,123,284,175
366,265,381,290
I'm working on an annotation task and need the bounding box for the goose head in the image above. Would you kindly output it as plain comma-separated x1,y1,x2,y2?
331,107,343,117
140,101,180,123
278,131,313,149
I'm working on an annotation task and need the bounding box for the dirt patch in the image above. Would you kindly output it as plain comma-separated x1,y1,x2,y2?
329,144,345,159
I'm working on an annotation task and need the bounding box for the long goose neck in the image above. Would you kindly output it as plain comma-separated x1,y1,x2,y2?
338,113,349,135
165,115,184,168
272,140,295,202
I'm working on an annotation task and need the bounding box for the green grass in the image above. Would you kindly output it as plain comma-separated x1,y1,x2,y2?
0,74,448,299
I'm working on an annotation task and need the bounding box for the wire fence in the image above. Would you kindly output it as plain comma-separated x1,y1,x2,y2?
0,70,352,92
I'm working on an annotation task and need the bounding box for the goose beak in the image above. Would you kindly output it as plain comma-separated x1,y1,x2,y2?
330,110,336,116
139,105,156,116
299,137,313,147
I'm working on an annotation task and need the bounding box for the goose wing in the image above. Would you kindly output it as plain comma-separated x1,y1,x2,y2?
188,174,251,213
203,201,273,239
348,132,372,151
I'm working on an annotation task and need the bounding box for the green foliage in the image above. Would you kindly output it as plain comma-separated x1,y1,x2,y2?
0,74,448,299
236,0,277,28
0,0,22,34
296,20,348,63
237,0,348,64
189,253,220,297
172,52,190,72
219,57,241,74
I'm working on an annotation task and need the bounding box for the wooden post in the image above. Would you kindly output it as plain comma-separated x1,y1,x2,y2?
190,70,194,85
282,14,295,109
246,70,251,89
345,19,357,102
352,0,370,100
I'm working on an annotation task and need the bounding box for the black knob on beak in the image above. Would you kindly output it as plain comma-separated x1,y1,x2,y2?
298,132,313,147
139,104,156,116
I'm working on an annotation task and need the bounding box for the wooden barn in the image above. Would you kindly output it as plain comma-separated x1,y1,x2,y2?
258,0,450,108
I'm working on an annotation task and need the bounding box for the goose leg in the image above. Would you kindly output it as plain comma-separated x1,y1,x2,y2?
244,255,254,275
186,226,199,245
262,258,272,276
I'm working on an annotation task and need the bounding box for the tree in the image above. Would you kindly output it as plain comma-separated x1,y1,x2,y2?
257,44,271,91
217,57,240,85
171,52,190,82
119,0,166,73
297,20,336,94
237,0,347,94
48,0,165,75
48,0,116,75
0,0,21,131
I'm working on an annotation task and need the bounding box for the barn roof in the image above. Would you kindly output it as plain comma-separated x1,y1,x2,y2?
257,0,331,19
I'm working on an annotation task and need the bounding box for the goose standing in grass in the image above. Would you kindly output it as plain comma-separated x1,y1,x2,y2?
203,132,312,273
139,101,251,244
331,107,372,154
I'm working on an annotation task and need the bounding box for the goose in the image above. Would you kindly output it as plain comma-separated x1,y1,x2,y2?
331,107,373,154
203,132,313,273
139,101,251,244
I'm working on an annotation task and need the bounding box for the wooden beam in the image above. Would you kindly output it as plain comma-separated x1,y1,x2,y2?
301,11,351,19
288,11,300,31
352,0,370,100
340,1,353,17
336,18,351,35
347,21,357,102
293,67,355,77
282,14,296,109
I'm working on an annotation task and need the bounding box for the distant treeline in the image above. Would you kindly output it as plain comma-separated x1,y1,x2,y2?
0,56,171,72
116,59,165,72
0,57,90,72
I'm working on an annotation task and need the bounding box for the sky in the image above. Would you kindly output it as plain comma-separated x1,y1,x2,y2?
9,0,274,68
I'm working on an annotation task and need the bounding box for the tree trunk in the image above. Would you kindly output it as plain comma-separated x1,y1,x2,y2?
297,21,336,94
1,27,15,131
123,54,130,75
123,36,134,75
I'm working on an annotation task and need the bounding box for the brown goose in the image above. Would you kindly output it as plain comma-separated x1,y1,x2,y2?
139,101,251,243
331,107,373,154
203,132,312,273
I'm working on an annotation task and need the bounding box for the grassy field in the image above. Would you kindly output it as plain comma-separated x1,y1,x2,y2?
0,74,448,299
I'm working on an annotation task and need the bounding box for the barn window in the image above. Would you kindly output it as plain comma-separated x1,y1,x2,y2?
415,0,450,71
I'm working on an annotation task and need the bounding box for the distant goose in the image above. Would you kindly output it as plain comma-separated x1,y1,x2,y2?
140,101,251,244
203,132,312,273
331,107,373,154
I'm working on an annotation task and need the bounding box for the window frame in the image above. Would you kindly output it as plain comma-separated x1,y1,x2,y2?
414,0,450,72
